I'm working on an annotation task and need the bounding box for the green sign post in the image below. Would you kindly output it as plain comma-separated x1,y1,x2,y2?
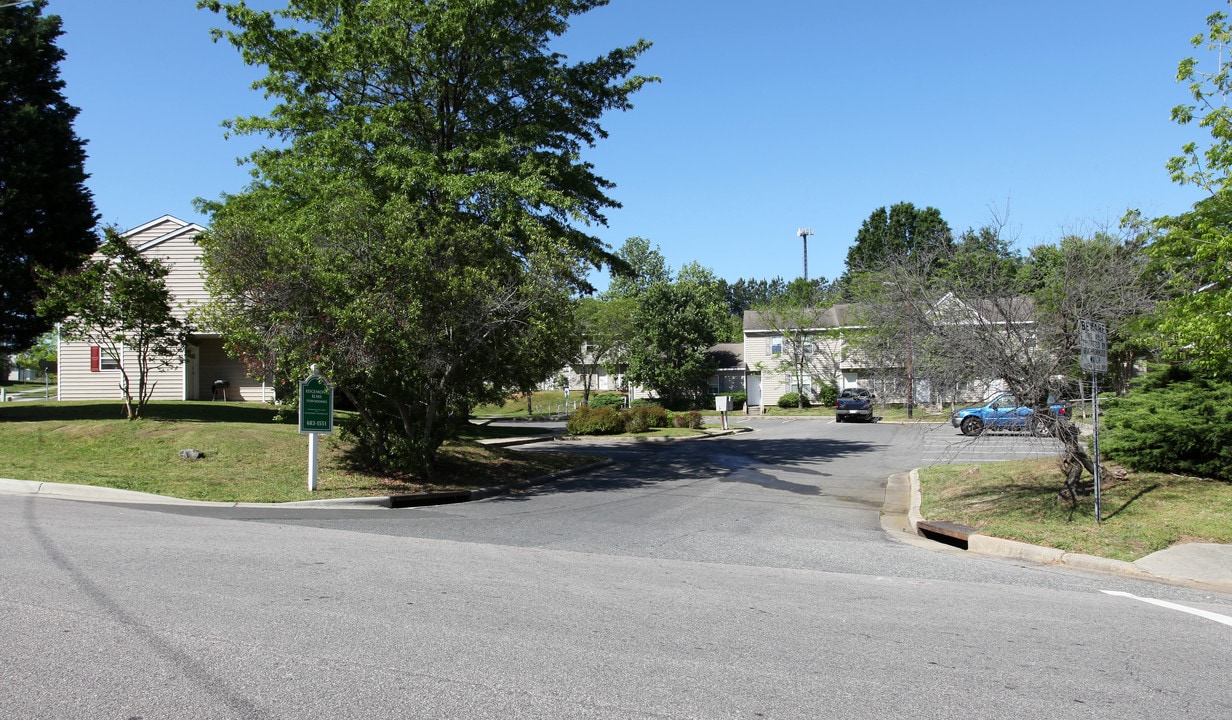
299,368,334,491
299,375,334,434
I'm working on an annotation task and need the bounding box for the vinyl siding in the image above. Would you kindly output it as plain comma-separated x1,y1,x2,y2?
58,216,208,401
194,338,271,403
139,228,208,324
57,339,185,401
743,331,844,406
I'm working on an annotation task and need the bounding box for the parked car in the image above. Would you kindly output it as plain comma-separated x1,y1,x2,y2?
835,387,874,423
950,392,1069,436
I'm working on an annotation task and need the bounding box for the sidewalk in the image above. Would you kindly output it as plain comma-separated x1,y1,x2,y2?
882,469,1232,594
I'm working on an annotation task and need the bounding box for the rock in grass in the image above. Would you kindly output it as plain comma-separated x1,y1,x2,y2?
179,449,205,460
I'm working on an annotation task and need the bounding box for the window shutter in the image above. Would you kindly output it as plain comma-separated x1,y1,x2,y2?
90,346,100,372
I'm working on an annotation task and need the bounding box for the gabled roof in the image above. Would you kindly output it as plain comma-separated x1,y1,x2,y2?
928,292,1036,325
743,304,857,332
120,215,207,253
135,223,207,253
122,214,188,237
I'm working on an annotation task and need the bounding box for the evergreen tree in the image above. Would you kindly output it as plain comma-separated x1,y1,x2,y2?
0,0,98,354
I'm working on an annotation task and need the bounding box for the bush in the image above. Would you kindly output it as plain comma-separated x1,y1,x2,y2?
629,398,661,409
624,404,670,433
589,392,625,410
815,382,838,407
718,392,746,411
1100,366,1232,481
673,410,704,429
566,405,625,435
778,392,809,409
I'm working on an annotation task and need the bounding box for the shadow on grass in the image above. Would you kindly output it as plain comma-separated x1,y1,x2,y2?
1102,483,1162,521
0,400,293,425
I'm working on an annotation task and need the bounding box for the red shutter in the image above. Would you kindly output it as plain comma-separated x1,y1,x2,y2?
90,346,100,372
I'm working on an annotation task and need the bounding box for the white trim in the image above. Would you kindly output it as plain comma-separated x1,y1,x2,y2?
134,223,207,253
121,214,187,237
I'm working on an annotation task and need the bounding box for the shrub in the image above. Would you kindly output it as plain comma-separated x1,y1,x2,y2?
589,392,625,410
673,410,704,429
624,404,669,433
778,392,809,409
814,382,838,407
566,405,625,435
1100,367,1232,481
629,398,661,409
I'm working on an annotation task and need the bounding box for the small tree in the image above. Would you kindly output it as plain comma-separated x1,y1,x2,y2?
37,228,188,419
754,278,842,408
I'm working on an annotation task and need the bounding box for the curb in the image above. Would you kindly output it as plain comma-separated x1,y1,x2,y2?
554,427,752,443
0,456,615,510
905,469,1156,582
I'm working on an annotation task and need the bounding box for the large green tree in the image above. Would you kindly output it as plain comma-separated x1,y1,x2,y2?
841,202,952,282
1155,6,1232,377
0,0,98,355
625,277,727,408
36,229,188,420
601,236,671,300
195,0,653,474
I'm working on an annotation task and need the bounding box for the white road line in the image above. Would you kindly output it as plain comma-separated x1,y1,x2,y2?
1102,591,1232,628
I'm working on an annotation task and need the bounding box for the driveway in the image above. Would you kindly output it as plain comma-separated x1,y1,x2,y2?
3,417,1229,719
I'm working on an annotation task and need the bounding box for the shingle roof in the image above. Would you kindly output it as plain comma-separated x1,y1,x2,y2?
706,342,745,369
743,304,857,332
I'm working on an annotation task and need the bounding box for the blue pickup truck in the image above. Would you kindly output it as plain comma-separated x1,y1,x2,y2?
835,387,874,423
950,392,1070,436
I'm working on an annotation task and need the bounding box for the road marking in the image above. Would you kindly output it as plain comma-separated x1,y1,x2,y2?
1102,591,1232,628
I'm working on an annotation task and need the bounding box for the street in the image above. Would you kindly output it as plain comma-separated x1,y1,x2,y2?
2,418,1229,719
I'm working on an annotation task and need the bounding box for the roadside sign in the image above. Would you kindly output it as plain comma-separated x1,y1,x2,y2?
1079,319,1108,374
299,374,334,434
1078,319,1107,524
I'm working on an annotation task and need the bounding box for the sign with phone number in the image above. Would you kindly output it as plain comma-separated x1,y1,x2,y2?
299,375,334,434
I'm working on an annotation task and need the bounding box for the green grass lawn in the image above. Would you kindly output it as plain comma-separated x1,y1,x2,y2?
919,457,1232,561
0,401,597,503
473,390,577,417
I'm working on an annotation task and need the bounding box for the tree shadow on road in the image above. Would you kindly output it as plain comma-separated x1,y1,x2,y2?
494,436,881,502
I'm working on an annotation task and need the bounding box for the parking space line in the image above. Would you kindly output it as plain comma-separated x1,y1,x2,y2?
1102,591,1232,628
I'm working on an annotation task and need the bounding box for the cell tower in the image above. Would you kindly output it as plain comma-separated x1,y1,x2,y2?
796,227,814,280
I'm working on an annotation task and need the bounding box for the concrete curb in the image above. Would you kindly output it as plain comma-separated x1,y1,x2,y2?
905,469,1159,583
475,434,561,447
0,477,237,506
0,454,616,509
554,427,752,443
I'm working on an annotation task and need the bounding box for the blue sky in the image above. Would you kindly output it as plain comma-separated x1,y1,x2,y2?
50,0,1218,289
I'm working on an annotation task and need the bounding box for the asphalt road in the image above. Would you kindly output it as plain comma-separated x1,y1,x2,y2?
3,418,1230,719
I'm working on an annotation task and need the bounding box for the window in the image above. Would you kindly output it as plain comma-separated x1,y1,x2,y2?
90,345,119,372
787,378,812,396
769,336,783,355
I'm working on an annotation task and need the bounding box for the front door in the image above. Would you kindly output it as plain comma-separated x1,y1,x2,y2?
185,342,200,400
747,374,762,407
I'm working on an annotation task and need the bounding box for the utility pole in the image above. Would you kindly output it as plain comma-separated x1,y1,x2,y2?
797,227,814,280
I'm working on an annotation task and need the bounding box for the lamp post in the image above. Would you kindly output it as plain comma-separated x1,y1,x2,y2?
796,227,814,281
